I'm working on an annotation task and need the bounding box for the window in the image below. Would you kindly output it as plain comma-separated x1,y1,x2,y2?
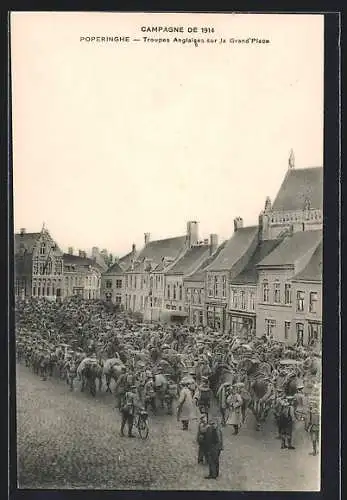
173,284,177,300
40,242,46,255
309,292,318,313
265,319,276,337
46,258,52,274
33,258,38,275
214,276,219,297
179,285,183,301
296,322,304,345
296,291,305,312
284,321,291,340
262,281,269,302
308,322,321,345
105,280,112,289
115,295,121,305
208,275,213,297
233,289,238,309
198,290,202,305
134,276,138,289
274,280,281,303
222,276,226,298
125,276,128,288
250,292,255,311
199,311,204,325
240,291,246,310
167,285,170,299
284,283,292,304
116,279,122,289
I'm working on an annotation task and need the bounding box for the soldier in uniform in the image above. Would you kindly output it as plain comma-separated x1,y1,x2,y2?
278,396,296,449
194,376,213,416
204,417,223,479
120,385,138,438
305,400,320,456
144,375,157,414
197,413,209,464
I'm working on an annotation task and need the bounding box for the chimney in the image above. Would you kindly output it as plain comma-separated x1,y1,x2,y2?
20,228,26,235
92,246,99,258
209,234,218,255
132,243,136,254
203,238,209,245
186,221,199,248
234,217,244,232
68,247,74,255
78,250,85,258
144,233,150,245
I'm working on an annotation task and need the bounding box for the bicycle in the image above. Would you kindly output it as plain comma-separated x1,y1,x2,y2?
135,409,149,439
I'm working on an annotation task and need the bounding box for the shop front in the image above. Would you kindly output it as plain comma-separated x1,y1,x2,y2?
227,311,256,338
206,303,226,331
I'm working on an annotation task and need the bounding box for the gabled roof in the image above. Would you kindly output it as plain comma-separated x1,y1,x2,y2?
231,239,284,285
272,167,323,211
15,232,41,254
205,226,258,272
63,253,103,271
292,241,322,282
119,251,137,271
103,261,124,275
137,236,186,265
257,230,322,268
184,240,228,282
166,245,210,275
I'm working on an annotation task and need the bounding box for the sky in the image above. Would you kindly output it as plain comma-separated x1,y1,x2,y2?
11,12,324,257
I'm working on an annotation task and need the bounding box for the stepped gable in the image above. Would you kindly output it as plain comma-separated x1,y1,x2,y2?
137,235,186,265
15,232,41,254
231,239,284,285
166,245,211,275
257,230,322,268
205,226,258,272
272,167,323,211
292,241,323,281
185,240,228,282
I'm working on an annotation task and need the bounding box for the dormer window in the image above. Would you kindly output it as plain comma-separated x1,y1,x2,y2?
40,242,46,255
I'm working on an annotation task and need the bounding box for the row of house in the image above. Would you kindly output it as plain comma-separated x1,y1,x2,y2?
14,155,323,346
101,160,323,346
14,229,108,301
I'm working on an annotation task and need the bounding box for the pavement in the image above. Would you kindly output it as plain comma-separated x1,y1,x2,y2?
16,363,320,490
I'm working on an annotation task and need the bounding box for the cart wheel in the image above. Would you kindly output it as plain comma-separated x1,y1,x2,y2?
138,418,149,440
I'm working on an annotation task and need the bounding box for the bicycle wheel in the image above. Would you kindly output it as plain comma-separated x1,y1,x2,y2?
138,417,149,440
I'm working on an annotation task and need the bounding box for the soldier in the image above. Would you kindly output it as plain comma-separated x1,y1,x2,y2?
144,376,157,414
197,413,209,464
305,400,320,456
120,385,138,438
273,389,286,439
278,396,296,450
194,376,213,416
204,417,223,479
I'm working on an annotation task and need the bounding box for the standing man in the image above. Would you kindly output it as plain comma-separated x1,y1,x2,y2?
278,396,296,450
120,384,138,438
177,380,194,430
197,413,209,464
204,417,223,479
226,385,243,435
305,400,320,456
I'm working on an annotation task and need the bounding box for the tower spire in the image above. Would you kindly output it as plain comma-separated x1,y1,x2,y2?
288,149,295,169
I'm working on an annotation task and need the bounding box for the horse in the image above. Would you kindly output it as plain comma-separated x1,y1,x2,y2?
103,358,125,393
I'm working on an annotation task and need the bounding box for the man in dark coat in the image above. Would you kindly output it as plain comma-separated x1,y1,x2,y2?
120,385,138,438
197,413,209,464
204,418,223,479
